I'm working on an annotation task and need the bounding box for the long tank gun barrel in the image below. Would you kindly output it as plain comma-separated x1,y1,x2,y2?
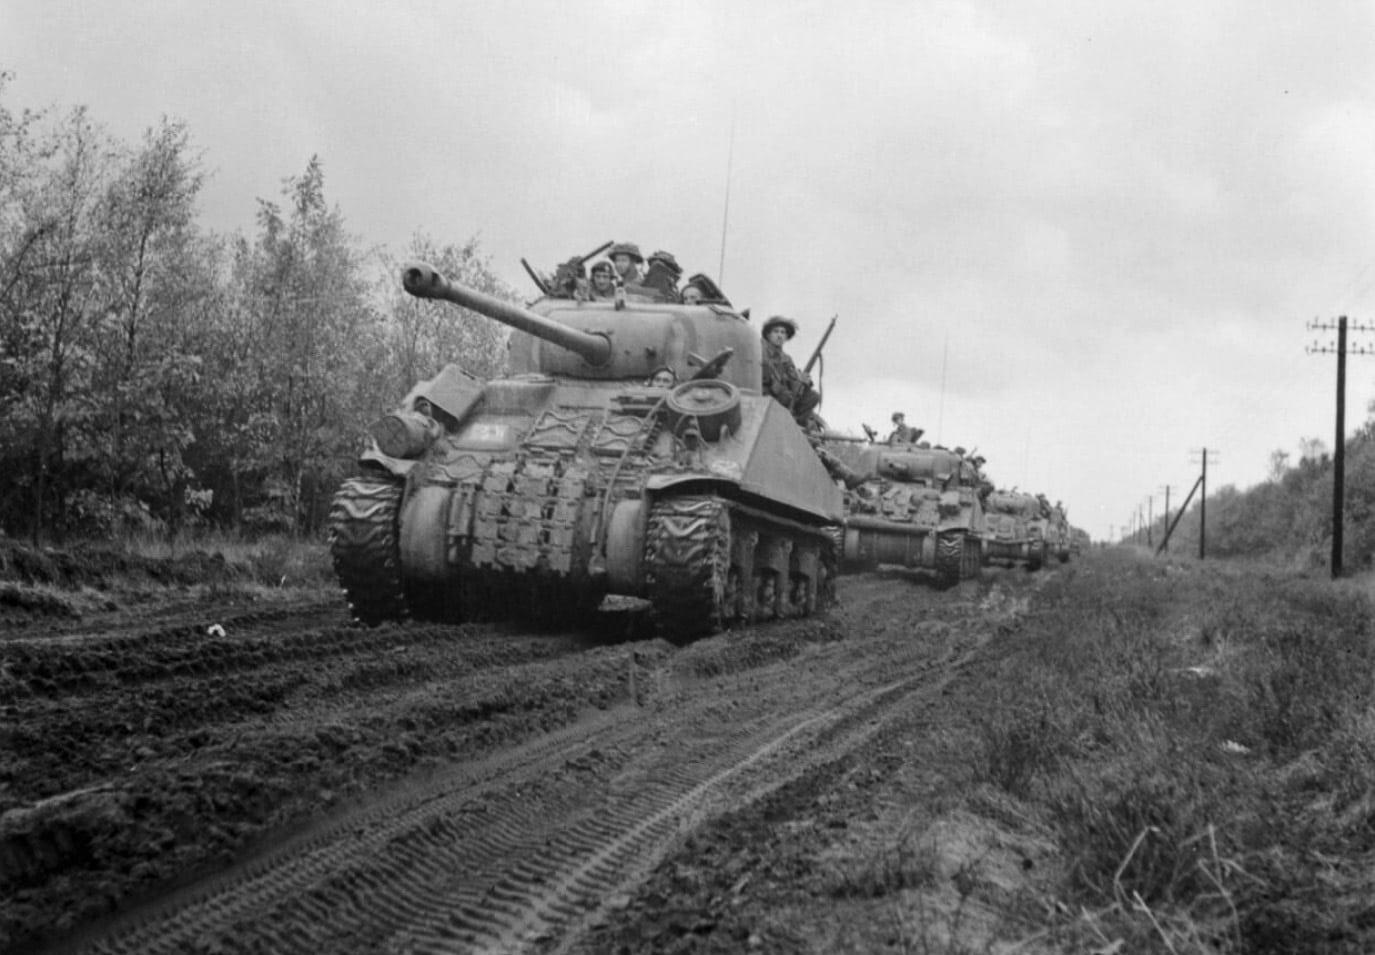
403,262,612,366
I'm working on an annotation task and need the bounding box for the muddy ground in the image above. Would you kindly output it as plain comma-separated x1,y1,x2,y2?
1,547,1060,954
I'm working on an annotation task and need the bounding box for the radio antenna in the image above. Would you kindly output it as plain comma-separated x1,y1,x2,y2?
936,333,948,442
717,106,736,285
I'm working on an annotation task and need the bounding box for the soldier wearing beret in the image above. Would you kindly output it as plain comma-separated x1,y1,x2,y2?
589,261,616,300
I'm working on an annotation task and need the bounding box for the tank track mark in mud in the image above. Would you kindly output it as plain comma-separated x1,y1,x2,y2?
934,530,981,587
329,476,407,625
644,494,836,641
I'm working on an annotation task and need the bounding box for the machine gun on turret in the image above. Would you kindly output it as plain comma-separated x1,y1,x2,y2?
520,240,615,298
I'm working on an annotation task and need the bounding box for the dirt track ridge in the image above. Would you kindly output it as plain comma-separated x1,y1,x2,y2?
60,604,979,954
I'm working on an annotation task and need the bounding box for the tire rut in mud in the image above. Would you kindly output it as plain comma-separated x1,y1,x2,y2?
51,576,995,955
1,607,660,953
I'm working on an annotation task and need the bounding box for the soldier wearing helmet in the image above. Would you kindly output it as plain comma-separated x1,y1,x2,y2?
887,412,923,445
761,316,820,423
608,242,644,285
640,250,683,301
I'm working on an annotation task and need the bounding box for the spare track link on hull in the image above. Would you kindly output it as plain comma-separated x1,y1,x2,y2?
329,476,407,625
644,494,836,642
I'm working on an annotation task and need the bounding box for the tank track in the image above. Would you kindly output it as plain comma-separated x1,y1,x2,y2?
644,494,835,642
934,531,980,586
329,476,407,625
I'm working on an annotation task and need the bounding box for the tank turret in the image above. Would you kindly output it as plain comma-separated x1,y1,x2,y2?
402,262,762,393
328,249,841,639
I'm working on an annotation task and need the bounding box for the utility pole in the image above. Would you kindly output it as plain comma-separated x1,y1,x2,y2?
1146,496,1154,548
1157,485,1175,553
1188,448,1220,559
1306,316,1375,578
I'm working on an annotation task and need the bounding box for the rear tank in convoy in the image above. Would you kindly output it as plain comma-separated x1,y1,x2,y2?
328,245,843,638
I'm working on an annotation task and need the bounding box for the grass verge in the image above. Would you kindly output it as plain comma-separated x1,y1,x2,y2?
970,550,1375,954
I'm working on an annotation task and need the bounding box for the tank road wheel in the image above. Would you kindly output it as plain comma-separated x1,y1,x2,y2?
962,535,982,579
819,529,839,606
724,567,743,621
934,531,966,588
645,495,732,642
755,571,779,620
329,476,407,626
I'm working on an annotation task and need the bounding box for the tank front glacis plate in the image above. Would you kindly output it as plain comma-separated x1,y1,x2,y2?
429,394,657,580
643,395,843,524
395,378,844,591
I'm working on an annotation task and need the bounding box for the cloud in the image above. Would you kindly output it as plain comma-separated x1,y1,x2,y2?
6,0,1375,537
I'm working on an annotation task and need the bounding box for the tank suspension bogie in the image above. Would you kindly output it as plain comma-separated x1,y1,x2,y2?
643,493,835,640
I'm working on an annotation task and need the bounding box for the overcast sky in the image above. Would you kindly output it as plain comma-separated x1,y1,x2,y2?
6,0,1375,541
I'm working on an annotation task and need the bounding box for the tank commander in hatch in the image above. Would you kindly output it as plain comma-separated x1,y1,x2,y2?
887,412,923,445
760,315,820,423
589,261,616,300
681,273,731,307
608,242,645,285
641,250,683,301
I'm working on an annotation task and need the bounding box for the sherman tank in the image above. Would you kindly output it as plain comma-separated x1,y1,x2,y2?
1070,526,1091,556
981,490,1047,570
832,438,985,585
1047,502,1072,563
328,253,844,639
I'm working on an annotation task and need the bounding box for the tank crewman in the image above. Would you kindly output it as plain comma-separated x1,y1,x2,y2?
645,365,677,388
589,261,616,300
886,412,923,444
608,242,645,285
681,280,706,304
760,316,820,423
802,413,865,489
641,250,683,301
682,272,731,307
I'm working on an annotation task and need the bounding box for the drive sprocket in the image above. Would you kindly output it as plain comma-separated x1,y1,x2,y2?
329,475,407,625
644,494,731,642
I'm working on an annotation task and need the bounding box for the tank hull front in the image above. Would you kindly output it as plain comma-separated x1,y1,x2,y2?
330,377,842,638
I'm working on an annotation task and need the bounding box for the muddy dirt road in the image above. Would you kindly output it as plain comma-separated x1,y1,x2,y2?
3,568,1045,954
